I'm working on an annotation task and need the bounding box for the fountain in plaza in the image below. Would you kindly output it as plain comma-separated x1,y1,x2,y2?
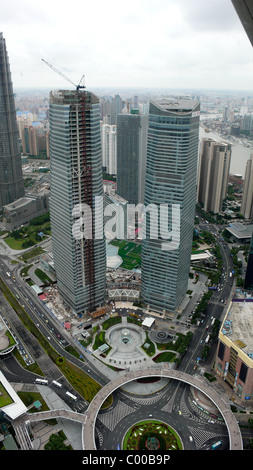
105,323,147,366
93,320,171,394
121,328,132,344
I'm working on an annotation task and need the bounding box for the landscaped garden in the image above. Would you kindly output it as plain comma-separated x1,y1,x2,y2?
123,420,182,450
89,315,192,369
44,430,72,450
109,240,141,270
0,383,13,408
4,212,51,251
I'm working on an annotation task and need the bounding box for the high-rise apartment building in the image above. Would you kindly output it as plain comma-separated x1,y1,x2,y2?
197,138,231,214
100,94,124,121
111,94,124,115
141,98,200,312
0,33,24,213
49,89,106,314
117,111,148,205
241,153,253,219
101,123,117,175
242,114,253,136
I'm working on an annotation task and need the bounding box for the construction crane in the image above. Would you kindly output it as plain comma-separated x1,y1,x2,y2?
41,59,85,90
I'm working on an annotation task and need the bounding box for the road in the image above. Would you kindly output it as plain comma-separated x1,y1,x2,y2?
179,219,235,376
0,220,249,450
0,256,110,414
95,376,230,450
93,218,239,451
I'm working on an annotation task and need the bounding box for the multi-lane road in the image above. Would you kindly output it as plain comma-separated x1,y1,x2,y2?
95,374,230,450
0,221,248,449
0,255,109,414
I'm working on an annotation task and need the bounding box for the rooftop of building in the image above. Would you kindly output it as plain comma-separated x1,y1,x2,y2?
3,196,35,211
105,192,128,205
3,191,50,212
201,137,231,147
50,88,98,105
152,97,199,113
222,298,253,360
0,371,27,420
226,222,253,239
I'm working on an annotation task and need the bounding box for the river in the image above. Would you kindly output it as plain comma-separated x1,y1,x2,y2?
199,126,253,177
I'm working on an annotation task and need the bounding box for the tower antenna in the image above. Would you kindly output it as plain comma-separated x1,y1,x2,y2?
41,59,85,90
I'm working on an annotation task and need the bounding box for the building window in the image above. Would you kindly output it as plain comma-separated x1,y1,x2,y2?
239,362,248,383
218,341,225,361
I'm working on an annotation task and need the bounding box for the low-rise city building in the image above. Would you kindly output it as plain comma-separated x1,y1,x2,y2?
214,298,253,401
2,192,49,230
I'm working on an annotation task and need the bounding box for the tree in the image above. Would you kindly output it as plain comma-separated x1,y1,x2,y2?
248,418,253,428
44,432,70,450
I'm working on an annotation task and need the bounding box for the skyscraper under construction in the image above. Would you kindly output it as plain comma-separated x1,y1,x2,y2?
49,89,106,314
0,33,24,213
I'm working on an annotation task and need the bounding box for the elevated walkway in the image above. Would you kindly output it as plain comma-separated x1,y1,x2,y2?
83,367,243,451
13,369,243,451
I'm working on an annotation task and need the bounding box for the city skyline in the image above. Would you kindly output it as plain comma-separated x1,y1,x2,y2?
1,0,253,92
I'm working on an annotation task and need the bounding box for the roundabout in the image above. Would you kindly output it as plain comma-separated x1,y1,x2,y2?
82,367,243,450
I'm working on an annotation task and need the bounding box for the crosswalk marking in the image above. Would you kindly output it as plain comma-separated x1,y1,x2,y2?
98,400,135,431
188,426,221,449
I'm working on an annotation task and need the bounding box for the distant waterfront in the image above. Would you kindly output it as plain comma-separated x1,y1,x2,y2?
199,126,253,177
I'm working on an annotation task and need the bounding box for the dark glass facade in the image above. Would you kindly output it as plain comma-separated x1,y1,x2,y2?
0,33,24,213
116,112,148,205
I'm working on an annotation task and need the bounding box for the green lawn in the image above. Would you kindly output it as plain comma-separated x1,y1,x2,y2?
17,391,50,411
110,240,141,270
56,357,101,402
20,264,33,277
19,246,45,261
34,268,54,284
4,212,51,251
0,383,13,408
153,351,177,363
4,237,24,250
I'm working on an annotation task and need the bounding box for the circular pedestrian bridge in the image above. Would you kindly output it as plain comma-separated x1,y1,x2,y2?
82,367,243,450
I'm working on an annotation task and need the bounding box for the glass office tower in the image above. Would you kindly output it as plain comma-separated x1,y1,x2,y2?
141,98,200,312
0,33,24,213
49,89,106,314
117,111,148,205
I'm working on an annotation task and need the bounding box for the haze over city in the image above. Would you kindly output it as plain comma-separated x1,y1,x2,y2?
2,0,253,91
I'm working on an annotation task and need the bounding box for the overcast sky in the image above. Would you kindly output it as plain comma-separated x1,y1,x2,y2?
2,0,253,92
